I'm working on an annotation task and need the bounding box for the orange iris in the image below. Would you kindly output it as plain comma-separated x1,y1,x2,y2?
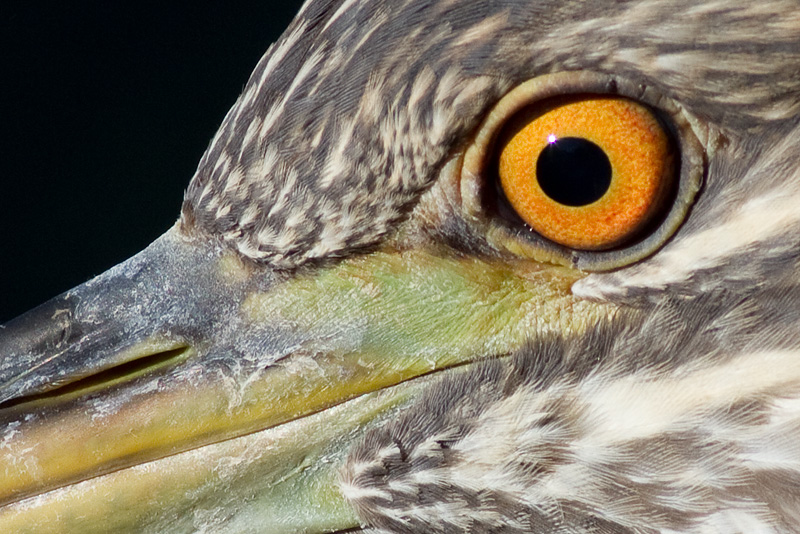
498,97,675,250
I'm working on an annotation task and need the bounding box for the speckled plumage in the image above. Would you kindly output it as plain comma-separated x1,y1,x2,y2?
182,0,800,270
182,1,800,530
189,0,800,531
343,294,800,532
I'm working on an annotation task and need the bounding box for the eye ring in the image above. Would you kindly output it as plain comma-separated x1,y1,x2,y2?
461,71,705,271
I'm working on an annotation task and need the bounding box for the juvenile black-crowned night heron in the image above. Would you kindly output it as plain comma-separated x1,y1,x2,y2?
2,0,800,532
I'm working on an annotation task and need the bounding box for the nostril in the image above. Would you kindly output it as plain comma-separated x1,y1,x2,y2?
0,345,192,411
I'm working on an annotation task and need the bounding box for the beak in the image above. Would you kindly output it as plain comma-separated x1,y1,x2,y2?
0,223,603,532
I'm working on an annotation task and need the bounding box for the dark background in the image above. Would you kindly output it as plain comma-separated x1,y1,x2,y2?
1,2,306,322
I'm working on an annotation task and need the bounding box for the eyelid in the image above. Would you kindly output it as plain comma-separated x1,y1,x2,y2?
460,71,705,271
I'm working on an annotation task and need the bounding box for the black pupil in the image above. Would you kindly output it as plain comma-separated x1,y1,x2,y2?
536,137,612,206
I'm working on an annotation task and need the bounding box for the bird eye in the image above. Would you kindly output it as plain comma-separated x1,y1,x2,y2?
461,72,704,270
497,96,676,250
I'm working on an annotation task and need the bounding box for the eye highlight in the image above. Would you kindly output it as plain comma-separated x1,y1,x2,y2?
497,97,676,250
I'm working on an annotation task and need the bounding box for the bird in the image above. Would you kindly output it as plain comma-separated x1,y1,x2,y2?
1,0,799,532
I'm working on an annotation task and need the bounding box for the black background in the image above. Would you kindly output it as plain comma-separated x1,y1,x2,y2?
1,2,306,322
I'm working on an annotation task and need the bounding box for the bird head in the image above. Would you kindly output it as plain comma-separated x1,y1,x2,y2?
2,1,799,532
